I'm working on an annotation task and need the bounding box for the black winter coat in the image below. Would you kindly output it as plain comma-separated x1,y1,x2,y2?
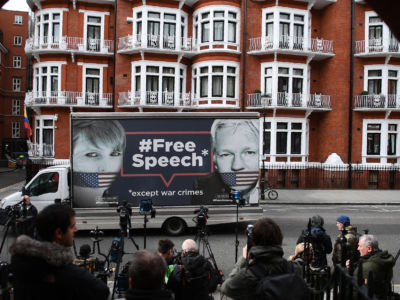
125,288,173,300
297,226,332,268
166,252,213,300
10,235,109,300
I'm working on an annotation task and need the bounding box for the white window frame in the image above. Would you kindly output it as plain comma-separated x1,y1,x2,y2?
13,78,21,91
263,117,309,163
13,56,22,68
14,36,22,46
193,5,240,47
362,119,400,163
14,15,23,25
78,62,107,97
12,122,20,138
34,8,68,46
364,65,400,96
192,60,239,101
80,10,109,50
131,60,187,105
35,115,57,157
131,6,188,48
12,99,20,115
261,62,308,104
33,61,65,96
262,7,309,49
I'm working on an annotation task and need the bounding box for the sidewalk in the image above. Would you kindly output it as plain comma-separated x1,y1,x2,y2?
0,167,18,173
260,188,400,205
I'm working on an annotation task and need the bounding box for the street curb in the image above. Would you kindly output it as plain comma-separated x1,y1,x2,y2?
260,201,400,206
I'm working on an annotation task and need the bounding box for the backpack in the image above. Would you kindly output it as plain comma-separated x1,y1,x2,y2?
249,260,310,300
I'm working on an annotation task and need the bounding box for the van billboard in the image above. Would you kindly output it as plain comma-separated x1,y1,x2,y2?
71,113,260,208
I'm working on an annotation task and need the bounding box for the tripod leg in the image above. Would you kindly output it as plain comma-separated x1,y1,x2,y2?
111,233,125,300
235,204,239,263
0,224,11,255
128,236,139,250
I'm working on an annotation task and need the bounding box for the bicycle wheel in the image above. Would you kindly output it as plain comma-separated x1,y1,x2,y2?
268,190,278,200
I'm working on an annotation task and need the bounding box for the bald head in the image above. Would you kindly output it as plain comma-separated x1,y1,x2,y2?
182,239,198,253
129,250,167,290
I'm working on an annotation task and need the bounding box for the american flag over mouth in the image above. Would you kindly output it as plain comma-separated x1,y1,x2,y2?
220,172,259,187
74,172,118,188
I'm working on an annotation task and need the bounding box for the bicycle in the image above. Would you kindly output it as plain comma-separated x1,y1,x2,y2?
263,186,278,200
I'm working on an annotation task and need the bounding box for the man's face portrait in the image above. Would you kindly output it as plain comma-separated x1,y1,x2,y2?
214,123,259,191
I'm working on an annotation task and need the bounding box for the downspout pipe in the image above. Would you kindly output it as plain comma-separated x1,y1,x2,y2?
348,0,355,188
241,0,247,112
112,0,117,111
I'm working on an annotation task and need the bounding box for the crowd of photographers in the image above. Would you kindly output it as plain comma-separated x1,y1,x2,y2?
1,198,396,300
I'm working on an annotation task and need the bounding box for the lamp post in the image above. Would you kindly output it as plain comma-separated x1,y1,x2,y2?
261,97,267,200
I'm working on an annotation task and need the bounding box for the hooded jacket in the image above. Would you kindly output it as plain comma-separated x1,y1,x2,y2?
354,250,395,300
10,235,109,300
221,245,302,300
332,225,359,264
166,252,213,300
296,226,332,268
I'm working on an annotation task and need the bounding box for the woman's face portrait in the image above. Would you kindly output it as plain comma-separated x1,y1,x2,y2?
73,135,123,174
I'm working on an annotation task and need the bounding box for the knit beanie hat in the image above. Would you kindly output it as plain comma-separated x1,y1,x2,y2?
336,214,350,226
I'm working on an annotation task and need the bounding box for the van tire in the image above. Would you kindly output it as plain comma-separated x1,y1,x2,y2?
163,217,186,236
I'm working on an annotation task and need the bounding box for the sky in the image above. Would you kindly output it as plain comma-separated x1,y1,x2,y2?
2,0,30,12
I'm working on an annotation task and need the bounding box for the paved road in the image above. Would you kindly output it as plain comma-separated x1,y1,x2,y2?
1,203,400,297
0,168,25,190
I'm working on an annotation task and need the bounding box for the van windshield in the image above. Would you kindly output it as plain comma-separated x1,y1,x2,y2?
28,172,59,196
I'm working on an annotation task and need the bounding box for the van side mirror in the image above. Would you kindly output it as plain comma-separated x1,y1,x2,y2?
54,199,61,204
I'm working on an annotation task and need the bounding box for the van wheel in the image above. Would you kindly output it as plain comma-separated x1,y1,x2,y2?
163,218,186,236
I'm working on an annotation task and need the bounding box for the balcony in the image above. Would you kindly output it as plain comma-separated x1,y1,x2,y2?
25,36,114,56
354,39,400,58
118,34,196,56
247,92,331,111
118,91,238,110
28,142,54,158
25,91,113,108
248,36,334,61
118,91,194,111
354,94,400,112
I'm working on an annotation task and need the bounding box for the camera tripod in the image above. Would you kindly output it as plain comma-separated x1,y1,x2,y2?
194,222,223,284
111,216,139,300
0,216,15,256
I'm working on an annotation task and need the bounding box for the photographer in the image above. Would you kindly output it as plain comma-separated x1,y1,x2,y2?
221,218,305,300
117,200,132,233
125,250,173,300
166,239,215,300
15,195,38,237
10,204,109,300
296,215,332,269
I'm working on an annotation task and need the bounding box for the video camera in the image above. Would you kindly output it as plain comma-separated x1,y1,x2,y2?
139,199,156,218
90,226,104,242
193,206,209,228
170,248,183,265
117,201,132,233
229,189,246,206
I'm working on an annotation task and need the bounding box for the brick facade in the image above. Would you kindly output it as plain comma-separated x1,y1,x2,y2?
0,9,29,158
23,0,400,188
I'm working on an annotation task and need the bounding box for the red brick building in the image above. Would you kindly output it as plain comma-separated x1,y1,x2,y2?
24,0,400,188
0,9,29,159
